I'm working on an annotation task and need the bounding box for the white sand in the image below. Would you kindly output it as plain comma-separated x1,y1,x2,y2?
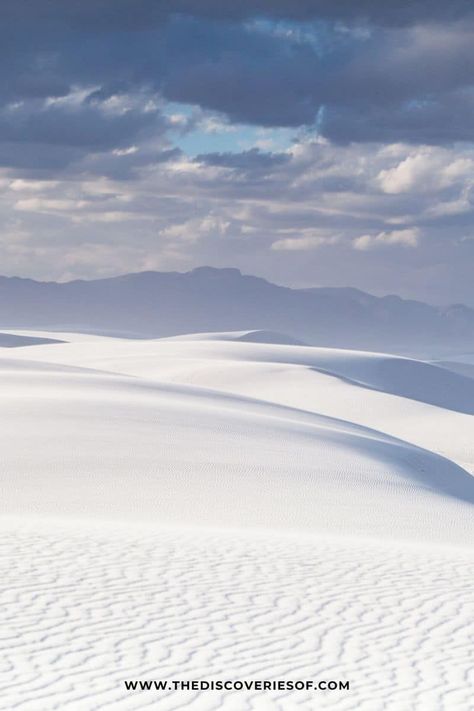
0,330,473,710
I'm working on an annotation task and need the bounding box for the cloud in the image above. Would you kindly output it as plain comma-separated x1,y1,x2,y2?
0,2,473,305
3,1,470,30
189,1,472,26
353,228,420,250
1,6,474,143
159,215,231,243
378,149,474,194
272,234,340,250
14,198,88,213
0,94,170,172
195,148,289,172
1,135,473,305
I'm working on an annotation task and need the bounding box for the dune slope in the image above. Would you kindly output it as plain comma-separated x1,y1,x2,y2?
0,330,473,710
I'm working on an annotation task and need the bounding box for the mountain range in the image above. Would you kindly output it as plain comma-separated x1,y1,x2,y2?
1,266,473,356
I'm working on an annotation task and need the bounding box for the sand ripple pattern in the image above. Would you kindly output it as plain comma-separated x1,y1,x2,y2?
0,522,472,711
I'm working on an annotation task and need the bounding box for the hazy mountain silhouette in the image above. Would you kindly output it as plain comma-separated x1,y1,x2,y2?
1,266,473,355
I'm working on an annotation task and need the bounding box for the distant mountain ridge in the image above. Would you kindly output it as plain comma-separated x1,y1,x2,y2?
1,266,473,355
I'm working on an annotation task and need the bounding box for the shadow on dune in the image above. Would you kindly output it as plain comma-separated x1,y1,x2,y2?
334,422,474,507
433,360,474,380
310,358,474,416
0,332,65,348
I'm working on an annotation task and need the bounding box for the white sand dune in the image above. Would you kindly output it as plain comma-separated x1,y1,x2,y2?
161,329,307,345
9,329,472,473
0,329,473,710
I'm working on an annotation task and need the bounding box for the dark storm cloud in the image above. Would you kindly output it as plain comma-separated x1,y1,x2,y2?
0,1,473,146
2,1,471,28
176,0,472,26
0,142,83,171
0,98,170,171
160,20,474,136
321,92,474,145
0,104,163,149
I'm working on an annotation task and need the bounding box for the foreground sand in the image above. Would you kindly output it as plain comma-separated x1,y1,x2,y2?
0,330,473,710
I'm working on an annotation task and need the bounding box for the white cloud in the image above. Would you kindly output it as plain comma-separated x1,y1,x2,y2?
160,215,231,243
353,228,420,250
168,113,188,127
272,234,340,251
9,179,59,192
199,116,238,134
14,198,88,213
0,134,472,304
112,146,138,156
377,148,474,194
72,211,154,224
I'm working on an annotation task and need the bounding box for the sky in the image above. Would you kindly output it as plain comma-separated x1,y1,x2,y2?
1,0,474,305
